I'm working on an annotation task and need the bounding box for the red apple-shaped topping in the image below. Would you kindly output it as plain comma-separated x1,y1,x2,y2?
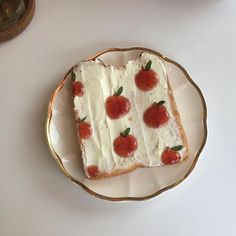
71,70,84,97
135,60,159,91
113,128,138,157
105,87,131,119
87,165,99,178
143,101,169,128
77,116,92,139
161,145,183,165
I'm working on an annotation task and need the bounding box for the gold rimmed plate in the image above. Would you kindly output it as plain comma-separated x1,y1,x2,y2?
46,47,207,201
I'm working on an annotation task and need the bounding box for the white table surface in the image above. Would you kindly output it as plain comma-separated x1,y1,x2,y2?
1,0,236,235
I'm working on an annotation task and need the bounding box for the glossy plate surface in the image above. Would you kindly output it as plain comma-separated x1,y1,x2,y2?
46,47,207,201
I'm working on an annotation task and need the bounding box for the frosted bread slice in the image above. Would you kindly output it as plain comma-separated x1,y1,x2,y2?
72,52,188,179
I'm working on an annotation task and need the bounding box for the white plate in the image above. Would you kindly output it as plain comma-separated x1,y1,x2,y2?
46,47,207,201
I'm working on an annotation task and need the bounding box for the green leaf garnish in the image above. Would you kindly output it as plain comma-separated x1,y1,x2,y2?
115,86,123,96
156,100,165,106
79,116,87,122
71,70,76,81
120,128,130,137
144,60,152,70
171,145,183,151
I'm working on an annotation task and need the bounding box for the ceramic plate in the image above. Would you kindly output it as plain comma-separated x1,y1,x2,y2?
46,47,207,201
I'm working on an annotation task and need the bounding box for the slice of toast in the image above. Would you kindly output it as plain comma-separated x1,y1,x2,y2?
72,52,189,179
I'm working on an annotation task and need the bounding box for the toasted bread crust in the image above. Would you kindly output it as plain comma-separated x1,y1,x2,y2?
167,78,189,161
86,163,145,179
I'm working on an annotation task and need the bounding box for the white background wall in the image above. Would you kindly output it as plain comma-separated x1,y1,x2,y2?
0,0,235,235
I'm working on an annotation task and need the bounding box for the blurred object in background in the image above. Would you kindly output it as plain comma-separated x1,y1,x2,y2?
0,0,34,42
0,0,25,31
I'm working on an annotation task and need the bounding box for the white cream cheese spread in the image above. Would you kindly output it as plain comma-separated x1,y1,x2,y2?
73,53,186,174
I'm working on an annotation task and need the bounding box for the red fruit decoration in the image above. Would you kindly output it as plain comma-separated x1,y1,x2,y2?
71,70,84,96
87,165,99,178
143,101,169,128
105,86,131,119
161,145,183,165
135,60,159,91
77,116,92,139
113,128,138,157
